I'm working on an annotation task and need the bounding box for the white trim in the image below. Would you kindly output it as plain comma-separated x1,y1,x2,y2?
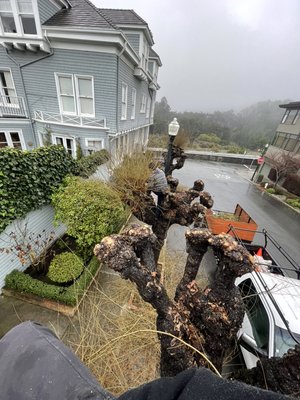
121,82,128,120
140,94,146,113
0,118,30,123
0,67,17,101
0,0,40,37
55,72,77,116
0,129,26,149
131,88,136,120
55,73,95,118
146,95,151,118
51,133,76,158
74,74,95,117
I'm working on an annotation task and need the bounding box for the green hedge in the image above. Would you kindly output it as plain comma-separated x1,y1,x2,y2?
0,146,77,232
77,149,109,178
5,256,100,306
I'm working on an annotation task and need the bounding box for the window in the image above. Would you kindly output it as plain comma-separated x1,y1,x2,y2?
284,134,298,152
273,132,286,149
146,96,151,118
85,138,103,154
239,279,270,350
131,88,136,120
281,110,300,125
0,0,37,35
0,130,25,149
121,83,128,120
0,70,17,105
56,74,94,116
140,94,146,113
53,135,75,158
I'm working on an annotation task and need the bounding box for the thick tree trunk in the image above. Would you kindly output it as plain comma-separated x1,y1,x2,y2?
94,226,253,376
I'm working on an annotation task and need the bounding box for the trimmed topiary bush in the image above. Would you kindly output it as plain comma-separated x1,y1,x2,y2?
286,199,300,209
283,174,300,197
47,252,84,283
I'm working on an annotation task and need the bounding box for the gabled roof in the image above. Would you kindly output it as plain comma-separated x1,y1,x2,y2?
279,102,300,110
149,48,162,66
100,8,154,43
44,0,117,30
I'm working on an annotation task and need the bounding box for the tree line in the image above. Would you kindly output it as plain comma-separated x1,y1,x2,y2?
153,97,288,150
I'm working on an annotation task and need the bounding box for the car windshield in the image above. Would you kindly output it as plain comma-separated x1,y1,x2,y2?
275,326,300,357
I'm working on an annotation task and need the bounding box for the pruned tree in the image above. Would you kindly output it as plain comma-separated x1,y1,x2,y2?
94,225,253,376
266,150,300,188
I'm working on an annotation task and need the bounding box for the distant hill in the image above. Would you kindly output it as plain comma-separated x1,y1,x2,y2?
153,98,290,150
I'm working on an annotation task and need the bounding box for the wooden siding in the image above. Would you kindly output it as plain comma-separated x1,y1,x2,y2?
1,49,118,132
118,58,152,131
124,33,140,54
0,205,66,292
37,0,59,24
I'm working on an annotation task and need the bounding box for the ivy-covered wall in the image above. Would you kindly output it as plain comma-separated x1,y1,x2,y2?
0,146,77,233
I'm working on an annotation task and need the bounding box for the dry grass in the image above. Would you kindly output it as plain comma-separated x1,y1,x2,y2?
65,270,160,396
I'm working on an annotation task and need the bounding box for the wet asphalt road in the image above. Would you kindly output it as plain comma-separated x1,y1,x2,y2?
170,159,300,273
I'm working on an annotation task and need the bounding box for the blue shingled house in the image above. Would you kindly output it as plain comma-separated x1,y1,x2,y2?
0,0,161,159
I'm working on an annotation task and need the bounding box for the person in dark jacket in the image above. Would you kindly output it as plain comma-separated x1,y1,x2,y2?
0,321,292,400
147,162,169,216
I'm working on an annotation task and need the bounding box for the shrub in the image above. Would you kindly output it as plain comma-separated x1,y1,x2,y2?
47,252,84,283
256,174,264,183
286,199,300,209
266,188,276,194
5,256,100,306
283,174,300,197
198,133,221,143
77,149,109,178
52,177,127,252
0,146,77,232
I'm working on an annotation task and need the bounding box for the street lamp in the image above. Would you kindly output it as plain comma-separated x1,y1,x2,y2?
165,117,180,176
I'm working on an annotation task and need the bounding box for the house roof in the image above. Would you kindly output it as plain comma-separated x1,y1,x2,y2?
44,0,117,30
149,48,162,66
100,8,154,42
279,102,300,110
99,9,147,26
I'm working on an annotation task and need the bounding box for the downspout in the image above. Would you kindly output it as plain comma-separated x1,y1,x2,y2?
5,32,54,147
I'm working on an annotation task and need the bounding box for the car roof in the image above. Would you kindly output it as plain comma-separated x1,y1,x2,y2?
239,272,300,333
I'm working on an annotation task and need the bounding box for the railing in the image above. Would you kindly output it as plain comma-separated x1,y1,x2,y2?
33,110,107,129
0,96,27,118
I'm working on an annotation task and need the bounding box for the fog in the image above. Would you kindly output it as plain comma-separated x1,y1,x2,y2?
93,0,300,112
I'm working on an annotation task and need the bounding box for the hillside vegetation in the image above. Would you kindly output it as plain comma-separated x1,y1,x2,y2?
152,98,288,151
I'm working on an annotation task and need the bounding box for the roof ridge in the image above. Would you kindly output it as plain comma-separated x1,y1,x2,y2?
82,0,118,30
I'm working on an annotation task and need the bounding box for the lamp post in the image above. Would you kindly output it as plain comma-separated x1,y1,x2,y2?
165,117,180,176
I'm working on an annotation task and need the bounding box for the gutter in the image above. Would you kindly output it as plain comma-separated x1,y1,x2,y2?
5,33,54,147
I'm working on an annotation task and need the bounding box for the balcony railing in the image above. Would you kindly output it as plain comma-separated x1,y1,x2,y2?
33,110,107,129
0,96,27,118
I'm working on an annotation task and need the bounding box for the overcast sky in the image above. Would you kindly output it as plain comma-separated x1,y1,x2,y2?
93,0,300,113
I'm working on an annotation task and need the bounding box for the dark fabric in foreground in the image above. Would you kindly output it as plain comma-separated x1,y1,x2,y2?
0,322,291,400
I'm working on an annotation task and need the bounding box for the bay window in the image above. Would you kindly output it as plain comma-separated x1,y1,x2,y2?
0,0,38,35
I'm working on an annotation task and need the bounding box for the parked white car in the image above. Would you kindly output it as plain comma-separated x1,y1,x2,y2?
236,271,300,369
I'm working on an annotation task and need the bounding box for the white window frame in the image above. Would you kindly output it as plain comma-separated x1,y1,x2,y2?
55,73,95,117
131,88,136,120
140,94,146,113
52,134,76,158
0,0,42,37
0,129,26,149
0,68,19,108
121,82,128,120
85,138,104,154
75,75,95,117
146,96,151,118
